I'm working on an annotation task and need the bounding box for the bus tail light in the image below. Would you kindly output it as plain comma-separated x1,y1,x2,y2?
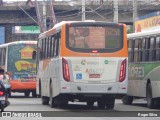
0,91,4,96
119,59,127,82
62,58,70,82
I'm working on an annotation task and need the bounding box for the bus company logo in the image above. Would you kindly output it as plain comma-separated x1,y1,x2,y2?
81,60,86,65
81,60,99,65
74,65,82,71
19,46,35,59
104,60,108,64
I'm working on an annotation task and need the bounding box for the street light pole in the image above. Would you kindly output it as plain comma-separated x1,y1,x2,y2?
113,0,118,23
82,0,85,21
133,0,137,32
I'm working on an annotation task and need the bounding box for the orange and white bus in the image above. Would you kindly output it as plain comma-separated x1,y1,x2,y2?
0,41,37,97
34,21,128,109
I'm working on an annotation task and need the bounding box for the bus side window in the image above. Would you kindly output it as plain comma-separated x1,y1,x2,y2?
138,38,142,62
142,38,146,62
53,33,60,57
39,40,43,60
131,40,135,62
156,36,160,61
0,48,6,66
145,37,150,62
49,37,52,57
134,40,138,63
54,38,57,57
150,37,156,61
148,37,153,61
42,39,45,59
45,38,48,59
47,37,50,58
51,36,55,57
55,33,60,57
128,40,132,62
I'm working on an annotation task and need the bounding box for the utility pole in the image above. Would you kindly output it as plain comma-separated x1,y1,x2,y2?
113,0,118,23
82,0,85,21
133,0,137,32
35,0,44,32
43,0,46,31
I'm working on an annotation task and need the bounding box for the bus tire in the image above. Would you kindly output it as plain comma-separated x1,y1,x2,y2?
106,98,115,110
1,108,4,112
50,82,57,108
50,98,58,108
32,91,37,98
39,80,41,97
42,96,49,105
87,101,94,108
147,83,155,109
24,92,30,97
122,95,133,105
97,100,105,109
59,101,68,108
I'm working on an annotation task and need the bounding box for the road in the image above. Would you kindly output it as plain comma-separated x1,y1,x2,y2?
4,93,160,110
1,93,160,119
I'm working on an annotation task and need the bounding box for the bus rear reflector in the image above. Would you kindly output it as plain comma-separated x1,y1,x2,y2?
119,59,127,82
92,50,98,53
62,58,70,82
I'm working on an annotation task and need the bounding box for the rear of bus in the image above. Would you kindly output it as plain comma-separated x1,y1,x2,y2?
60,21,128,105
7,41,37,97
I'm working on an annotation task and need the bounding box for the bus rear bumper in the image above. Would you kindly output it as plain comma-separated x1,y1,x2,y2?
10,81,36,91
60,82,127,96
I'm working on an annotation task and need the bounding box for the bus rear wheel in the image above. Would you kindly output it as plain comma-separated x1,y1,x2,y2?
1,108,4,112
42,96,49,105
50,82,58,108
32,91,37,98
24,92,30,97
106,98,115,110
147,83,155,109
97,100,105,109
122,95,133,105
87,101,94,108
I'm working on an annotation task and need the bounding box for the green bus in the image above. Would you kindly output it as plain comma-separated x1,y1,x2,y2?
122,29,160,109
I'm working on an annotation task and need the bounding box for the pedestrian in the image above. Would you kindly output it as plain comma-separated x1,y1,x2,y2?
0,67,11,101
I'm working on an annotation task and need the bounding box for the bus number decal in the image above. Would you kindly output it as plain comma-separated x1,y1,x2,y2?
86,68,104,78
74,66,82,71
129,66,144,78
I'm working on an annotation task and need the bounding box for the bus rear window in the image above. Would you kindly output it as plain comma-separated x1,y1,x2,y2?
67,26,123,53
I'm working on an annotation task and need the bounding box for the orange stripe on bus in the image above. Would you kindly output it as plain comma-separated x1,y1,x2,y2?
10,81,36,90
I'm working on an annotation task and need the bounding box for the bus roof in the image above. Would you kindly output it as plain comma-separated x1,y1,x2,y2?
0,41,37,48
39,21,125,39
127,29,160,39
39,21,95,38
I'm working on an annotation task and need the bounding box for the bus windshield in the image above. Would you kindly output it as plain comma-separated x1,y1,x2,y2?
67,25,123,53
7,43,36,82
